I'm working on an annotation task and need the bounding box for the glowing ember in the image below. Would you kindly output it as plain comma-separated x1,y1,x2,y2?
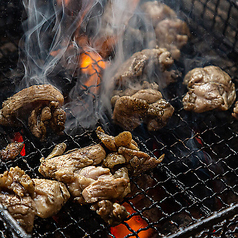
110,202,153,238
80,51,107,94
13,132,26,156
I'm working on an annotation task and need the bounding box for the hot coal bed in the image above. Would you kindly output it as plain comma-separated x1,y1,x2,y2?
0,0,238,237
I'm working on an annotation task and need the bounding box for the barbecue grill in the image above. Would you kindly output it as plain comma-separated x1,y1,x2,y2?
0,0,238,237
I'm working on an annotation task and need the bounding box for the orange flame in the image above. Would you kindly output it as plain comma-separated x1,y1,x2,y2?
13,132,26,156
110,202,154,238
80,51,106,94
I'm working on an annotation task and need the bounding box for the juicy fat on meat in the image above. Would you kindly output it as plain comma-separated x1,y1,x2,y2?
183,66,236,113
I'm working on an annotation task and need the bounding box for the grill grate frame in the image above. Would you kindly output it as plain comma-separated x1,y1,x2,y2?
0,0,238,237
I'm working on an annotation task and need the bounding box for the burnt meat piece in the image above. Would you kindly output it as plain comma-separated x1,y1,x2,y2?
113,48,175,88
182,66,236,113
0,167,36,233
33,179,70,218
112,88,174,131
0,142,24,160
0,84,66,140
91,200,129,226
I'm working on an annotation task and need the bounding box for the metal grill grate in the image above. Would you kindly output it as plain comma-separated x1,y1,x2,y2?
0,0,238,238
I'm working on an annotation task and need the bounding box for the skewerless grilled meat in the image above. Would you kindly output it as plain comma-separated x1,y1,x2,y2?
113,48,176,88
0,142,24,160
91,200,129,226
0,167,35,233
39,127,164,226
0,167,70,233
182,66,236,113
0,84,66,140
141,1,190,60
33,179,70,218
112,87,174,131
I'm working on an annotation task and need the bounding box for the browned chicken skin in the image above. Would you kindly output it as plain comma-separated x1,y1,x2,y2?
0,84,66,140
113,48,175,88
0,167,70,233
0,142,24,160
39,127,164,226
182,66,236,113
33,179,70,218
112,87,174,131
0,167,36,233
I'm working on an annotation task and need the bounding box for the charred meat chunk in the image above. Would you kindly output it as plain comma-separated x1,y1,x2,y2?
112,88,174,131
33,179,70,218
91,200,129,226
0,167,36,233
182,66,236,113
0,84,66,140
0,142,24,160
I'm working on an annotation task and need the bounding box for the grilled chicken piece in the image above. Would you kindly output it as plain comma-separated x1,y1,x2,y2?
103,153,126,169
112,96,149,131
82,177,129,203
39,144,106,182
33,179,70,218
113,48,175,88
0,167,36,233
155,18,190,60
182,66,236,113
112,89,174,131
0,142,24,160
146,99,174,131
0,84,66,140
118,147,164,175
0,194,36,233
141,1,177,27
141,1,190,60
96,126,139,151
91,200,129,226
68,166,113,203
